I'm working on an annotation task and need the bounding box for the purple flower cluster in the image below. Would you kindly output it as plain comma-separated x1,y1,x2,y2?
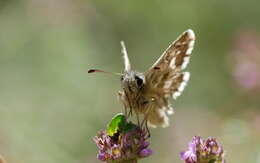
180,136,225,163
94,127,152,162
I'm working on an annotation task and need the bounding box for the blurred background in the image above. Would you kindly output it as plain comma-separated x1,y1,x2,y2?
0,0,260,163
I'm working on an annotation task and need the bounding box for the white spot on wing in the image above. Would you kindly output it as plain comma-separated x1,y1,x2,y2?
172,91,181,99
189,40,195,48
186,29,195,40
159,110,169,128
170,57,176,69
186,47,193,55
147,121,157,128
181,56,190,70
178,81,187,92
167,106,174,115
185,29,195,56
162,121,169,128
183,72,190,81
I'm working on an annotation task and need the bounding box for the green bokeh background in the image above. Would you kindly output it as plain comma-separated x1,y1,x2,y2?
0,0,260,163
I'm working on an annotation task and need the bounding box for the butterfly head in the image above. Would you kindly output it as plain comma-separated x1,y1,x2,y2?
120,71,145,93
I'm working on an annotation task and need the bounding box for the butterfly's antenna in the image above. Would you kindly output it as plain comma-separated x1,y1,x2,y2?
121,41,131,72
88,69,122,76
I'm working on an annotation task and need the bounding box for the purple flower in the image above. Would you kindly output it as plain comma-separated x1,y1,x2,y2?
94,126,152,162
97,152,108,161
231,29,260,93
180,137,199,163
139,148,153,157
234,62,260,91
180,146,197,163
180,136,225,163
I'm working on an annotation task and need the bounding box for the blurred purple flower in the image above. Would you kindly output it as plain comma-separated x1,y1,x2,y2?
231,29,260,93
180,136,225,163
94,127,152,162
234,62,260,91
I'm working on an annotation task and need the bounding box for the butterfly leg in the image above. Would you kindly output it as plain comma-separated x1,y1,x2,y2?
118,91,132,118
140,106,151,138
141,116,146,128
121,89,134,119
141,118,150,139
141,104,151,127
134,109,140,126
145,120,151,139
127,108,133,119
124,106,127,116
124,106,131,119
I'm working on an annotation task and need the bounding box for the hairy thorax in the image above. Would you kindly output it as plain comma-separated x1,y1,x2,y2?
119,71,150,113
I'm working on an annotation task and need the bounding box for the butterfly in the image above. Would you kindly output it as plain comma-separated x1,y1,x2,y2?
89,29,195,129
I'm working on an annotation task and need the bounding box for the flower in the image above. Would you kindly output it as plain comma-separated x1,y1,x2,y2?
94,126,152,162
180,136,225,163
180,140,197,163
230,29,260,93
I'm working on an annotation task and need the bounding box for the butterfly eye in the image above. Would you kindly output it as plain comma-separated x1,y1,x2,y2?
135,75,143,87
120,76,124,81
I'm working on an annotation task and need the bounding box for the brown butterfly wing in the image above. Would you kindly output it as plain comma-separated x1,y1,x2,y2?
143,29,195,127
